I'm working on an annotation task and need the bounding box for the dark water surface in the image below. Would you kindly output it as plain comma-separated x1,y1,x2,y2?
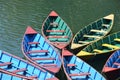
0,0,120,80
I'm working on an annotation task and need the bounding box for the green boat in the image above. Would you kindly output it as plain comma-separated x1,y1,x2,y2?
41,11,73,49
76,31,120,59
71,14,114,50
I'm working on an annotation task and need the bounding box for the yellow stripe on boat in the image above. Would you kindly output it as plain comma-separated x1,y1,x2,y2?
93,49,104,53
71,43,83,49
102,44,119,49
76,50,93,57
114,38,120,42
83,35,101,39
90,29,107,33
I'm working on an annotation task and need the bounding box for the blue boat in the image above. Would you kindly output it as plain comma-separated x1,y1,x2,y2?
102,50,120,80
22,26,62,74
0,50,58,80
62,49,106,80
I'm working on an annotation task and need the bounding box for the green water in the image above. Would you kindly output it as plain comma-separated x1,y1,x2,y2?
0,0,120,79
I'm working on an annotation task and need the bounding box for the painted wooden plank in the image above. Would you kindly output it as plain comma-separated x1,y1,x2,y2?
102,24,109,27
90,29,106,33
114,38,120,42
102,44,119,49
46,30,64,32
93,49,103,53
28,42,39,45
69,73,90,76
83,35,101,39
50,22,58,27
114,62,120,66
47,36,68,38
28,50,48,54
78,41,90,44
0,62,12,66
42,64,57,67
67,64,76,67
12,68,27,73
32,57,55,60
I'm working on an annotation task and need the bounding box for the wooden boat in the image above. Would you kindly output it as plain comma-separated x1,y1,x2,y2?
71,14,114,50
76,31,120,59
41,11,73,49
62,49,106,80
0,50,58,80
102,50,120,80
21,26,62,74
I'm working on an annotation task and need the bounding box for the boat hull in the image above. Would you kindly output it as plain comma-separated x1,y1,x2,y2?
41,11,73,49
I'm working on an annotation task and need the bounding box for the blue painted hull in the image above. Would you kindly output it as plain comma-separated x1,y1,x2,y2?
102,50,120,80
0,50,58,80
62,49,106,80
22,26,62,74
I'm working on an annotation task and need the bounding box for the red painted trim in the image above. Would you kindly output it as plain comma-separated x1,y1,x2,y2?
49,11,58,17
25,26,37,34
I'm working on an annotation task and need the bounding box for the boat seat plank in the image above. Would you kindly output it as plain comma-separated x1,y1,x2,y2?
46,30,64,32
102,24,109,27
12,68,27,73
50,22,58,27
28,50,49,54
32,57,55,60
90,29,106,33
69,73,90,76
78,41,90,44
0,62,12,66
93,49,104,53
47,36,68,38
114,62,120,66
28,75,38,79
28,42,39,45
67,64,76,67
42,64,57,67
102,44,119,49
114,38,120,42
83,35,101,39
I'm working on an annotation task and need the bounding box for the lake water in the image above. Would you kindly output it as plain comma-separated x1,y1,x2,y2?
0,0,120,80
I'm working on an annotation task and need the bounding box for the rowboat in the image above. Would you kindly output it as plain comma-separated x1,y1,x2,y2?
76,31,120,59
21,26,62,74
0,50,58,80
102,50,120,80
62,49,106,80
41,11,73,49
71,14,114,50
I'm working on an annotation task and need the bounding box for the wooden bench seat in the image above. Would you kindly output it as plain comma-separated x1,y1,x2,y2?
69,73,90,76
114,62,120,66
28,42,39,45
42,64,57,67
46,30,64,32
32,57,55,60
114,38,120,42
28,75,38,79
102,24,109,27
78,41,90,44
83,35,101,39
28,50,48,54
12,68,27,73
0,62,12,66
90,29,106,33
50,22,58,27
67,64,76,67
47,36,68,38
93,49,104,53
102,44,119,49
